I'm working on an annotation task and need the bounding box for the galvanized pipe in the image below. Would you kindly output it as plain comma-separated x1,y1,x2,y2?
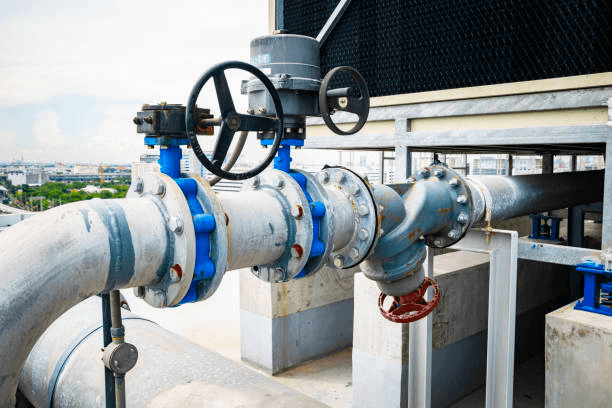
467,170,604,224
19,297,322,408
0,198,171,408
218,191,289,270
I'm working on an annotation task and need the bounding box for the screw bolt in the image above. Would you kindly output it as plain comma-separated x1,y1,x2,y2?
291,205,304,219
456,195,467,205
333,255,344,268
448,230,460,240
334,172,346,183
275,178,285,189
434,239,444,246
350,247,360,259
358,228,369,241
449,177,459,187
275,267,285,281
258,106,266,114
133,117,142,125
144,116,153,124
419,169,430,178
247,108,254,114
348,184,360,195
457,213,469,224
154,182,165,196
252,175,260,188
358,204,369,216
168,217,183,234
434,168,446,178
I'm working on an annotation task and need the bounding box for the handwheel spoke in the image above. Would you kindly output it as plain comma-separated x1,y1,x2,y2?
344,97,367,115
211,124,235,166
213,72,236,116
237,114,278,132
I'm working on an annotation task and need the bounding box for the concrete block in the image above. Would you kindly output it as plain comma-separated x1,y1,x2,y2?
546,301,612,408
240,266,356,374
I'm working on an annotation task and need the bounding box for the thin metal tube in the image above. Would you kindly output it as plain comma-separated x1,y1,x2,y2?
101,294,116,408
109,290,126,408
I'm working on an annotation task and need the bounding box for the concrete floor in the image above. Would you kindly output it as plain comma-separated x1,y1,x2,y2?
123,269,547,408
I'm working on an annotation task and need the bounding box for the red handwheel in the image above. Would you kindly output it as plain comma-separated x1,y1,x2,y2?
378,277,440,323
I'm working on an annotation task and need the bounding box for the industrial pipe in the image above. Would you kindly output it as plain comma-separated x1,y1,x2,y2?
467,170,604,223
0,197,174,408
19,297,325,408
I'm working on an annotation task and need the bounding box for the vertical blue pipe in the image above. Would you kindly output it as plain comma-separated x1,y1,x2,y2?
274,145,292,173
159,146,182,179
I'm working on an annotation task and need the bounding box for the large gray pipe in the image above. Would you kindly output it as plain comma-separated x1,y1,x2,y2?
19,297,324,408
467,170,605,224
0,198,171,408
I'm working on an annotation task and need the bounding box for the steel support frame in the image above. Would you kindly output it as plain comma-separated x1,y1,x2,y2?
407,247,433,408
450,229,518,408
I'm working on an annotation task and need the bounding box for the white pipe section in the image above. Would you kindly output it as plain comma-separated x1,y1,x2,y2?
0,198,171,408
219,191,288,270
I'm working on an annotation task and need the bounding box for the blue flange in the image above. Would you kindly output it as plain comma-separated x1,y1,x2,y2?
269,139,326,278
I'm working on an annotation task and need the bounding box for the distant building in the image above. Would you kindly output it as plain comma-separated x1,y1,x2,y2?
80,185,117,194
6,170,49,187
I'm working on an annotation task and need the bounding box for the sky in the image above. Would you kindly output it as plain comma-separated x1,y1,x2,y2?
0,0,271,163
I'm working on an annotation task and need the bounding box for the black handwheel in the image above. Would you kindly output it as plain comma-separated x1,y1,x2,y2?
186,61,284,180
318,66,370,135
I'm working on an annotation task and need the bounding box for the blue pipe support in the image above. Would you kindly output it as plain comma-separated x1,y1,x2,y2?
574,261,612,317
158,146,182,179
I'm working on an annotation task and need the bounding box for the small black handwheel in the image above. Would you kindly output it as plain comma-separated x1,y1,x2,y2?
318,66,370,135
186,61,284,180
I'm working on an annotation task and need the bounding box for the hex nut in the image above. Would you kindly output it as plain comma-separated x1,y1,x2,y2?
169,265,182,282
334,172,346,183
449,177,459,187
291,205,303,219
258,106,266,114
318,171,330,184
350,247,360,259
457,213,469,224
456,194,467,205
358,204,369,216
419,169,430,178
154,182,166,196
448,230,460,240
291,244,304,258
333,255,344,268
348,183,360,196
358,228,369,241
168,216,183,234
434,168,446,178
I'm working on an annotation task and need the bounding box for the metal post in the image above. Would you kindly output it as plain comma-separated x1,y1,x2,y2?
407,247,433,408
602,141,612,250
507,154,513,176
542,153,554,174
451,229,518,408
395,146,413,182
379,151,385,184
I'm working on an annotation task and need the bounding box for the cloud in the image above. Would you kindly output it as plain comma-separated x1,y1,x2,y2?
0,0,269,106
0,130,18,160
33,109,69,149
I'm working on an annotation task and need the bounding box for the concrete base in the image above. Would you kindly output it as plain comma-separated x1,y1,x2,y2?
353,250,570,408
546,301,612,408
240,266,355,374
